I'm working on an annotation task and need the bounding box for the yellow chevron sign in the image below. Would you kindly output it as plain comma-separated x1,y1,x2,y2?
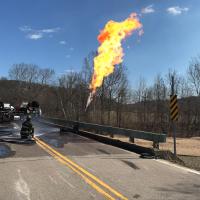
170,95,178,121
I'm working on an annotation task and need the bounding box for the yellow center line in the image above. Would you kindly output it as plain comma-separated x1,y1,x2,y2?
36,140,115,200
34,137,128,200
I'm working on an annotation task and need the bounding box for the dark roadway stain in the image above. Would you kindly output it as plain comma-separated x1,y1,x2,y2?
0,143,15,158
41,137,65,148
154,183,200,195
40,132,94,148
97,149,110,154
121,160,140,170
39,132,96,148
193,184,200,188
133,194,141,199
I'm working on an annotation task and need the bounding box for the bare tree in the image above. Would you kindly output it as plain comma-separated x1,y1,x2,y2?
9,63,39,83
27,64,39,83
104,64,126,125
58,71,87,120
152,74,168,130
131,77,148,129
82,51,97,84
9,63,28,81
188,56,200,96
179,76,193,98
39,68,55,85
81,51,98,122
115,73,128,127
166,69,181,96
133,77,147,103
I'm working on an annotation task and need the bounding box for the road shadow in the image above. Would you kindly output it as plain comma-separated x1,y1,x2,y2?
121,160,140,170
0,143,16,158
97,148,110,154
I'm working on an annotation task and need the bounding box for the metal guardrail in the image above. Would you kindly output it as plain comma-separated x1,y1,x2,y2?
41,117,167,149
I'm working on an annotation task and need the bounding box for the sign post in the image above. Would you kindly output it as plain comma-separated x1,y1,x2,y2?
170,76,178,156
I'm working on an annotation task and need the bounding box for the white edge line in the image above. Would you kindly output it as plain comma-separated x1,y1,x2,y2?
155,159,200,175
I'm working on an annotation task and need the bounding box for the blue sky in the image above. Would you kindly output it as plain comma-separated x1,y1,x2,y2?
0,0,200,85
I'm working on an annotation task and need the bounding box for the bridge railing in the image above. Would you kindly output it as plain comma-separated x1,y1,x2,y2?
41,117,167,149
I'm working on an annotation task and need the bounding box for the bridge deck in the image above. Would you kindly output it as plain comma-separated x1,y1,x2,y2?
0,120,199,200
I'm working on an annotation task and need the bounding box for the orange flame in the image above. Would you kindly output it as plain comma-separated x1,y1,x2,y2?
90,13,143,93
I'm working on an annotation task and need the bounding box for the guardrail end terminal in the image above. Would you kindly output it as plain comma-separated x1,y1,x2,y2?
129,136,135,143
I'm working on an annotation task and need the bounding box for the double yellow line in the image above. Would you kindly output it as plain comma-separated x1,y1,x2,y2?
34,137,128,200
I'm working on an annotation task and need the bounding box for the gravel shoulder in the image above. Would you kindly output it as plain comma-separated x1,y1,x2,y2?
113,136,200,171
178,155,200,171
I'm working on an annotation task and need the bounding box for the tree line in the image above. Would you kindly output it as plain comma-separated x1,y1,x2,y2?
1,54,200,137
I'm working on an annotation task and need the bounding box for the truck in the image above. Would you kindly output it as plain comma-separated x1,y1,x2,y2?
0,102,14,122
16,101,42,117
27,101,42,117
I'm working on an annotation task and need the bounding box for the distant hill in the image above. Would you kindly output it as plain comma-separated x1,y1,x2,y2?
0,79,199,137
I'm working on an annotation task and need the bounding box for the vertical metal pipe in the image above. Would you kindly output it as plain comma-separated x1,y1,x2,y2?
172,121,176,156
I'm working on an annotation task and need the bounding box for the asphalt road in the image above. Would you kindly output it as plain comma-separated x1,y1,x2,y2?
0,119,199,200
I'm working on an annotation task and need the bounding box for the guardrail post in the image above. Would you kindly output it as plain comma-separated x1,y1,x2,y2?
153,141,159,149
60,127,70,134
60,127,64,133
129,136,135,143
73,122,79,133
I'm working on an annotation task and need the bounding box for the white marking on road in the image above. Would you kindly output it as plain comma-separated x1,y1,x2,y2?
58,170,70,179
15,169,31,200
48,175,58,185
56,171,75,189
72,154,136,159
155,159,200,175
13,123,20,130
35,133,45,137
74,160,96,173
86,167,96,173
89,191,96,198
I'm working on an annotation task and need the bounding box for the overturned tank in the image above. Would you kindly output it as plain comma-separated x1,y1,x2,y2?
27,101,42,117
16,101,42,117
